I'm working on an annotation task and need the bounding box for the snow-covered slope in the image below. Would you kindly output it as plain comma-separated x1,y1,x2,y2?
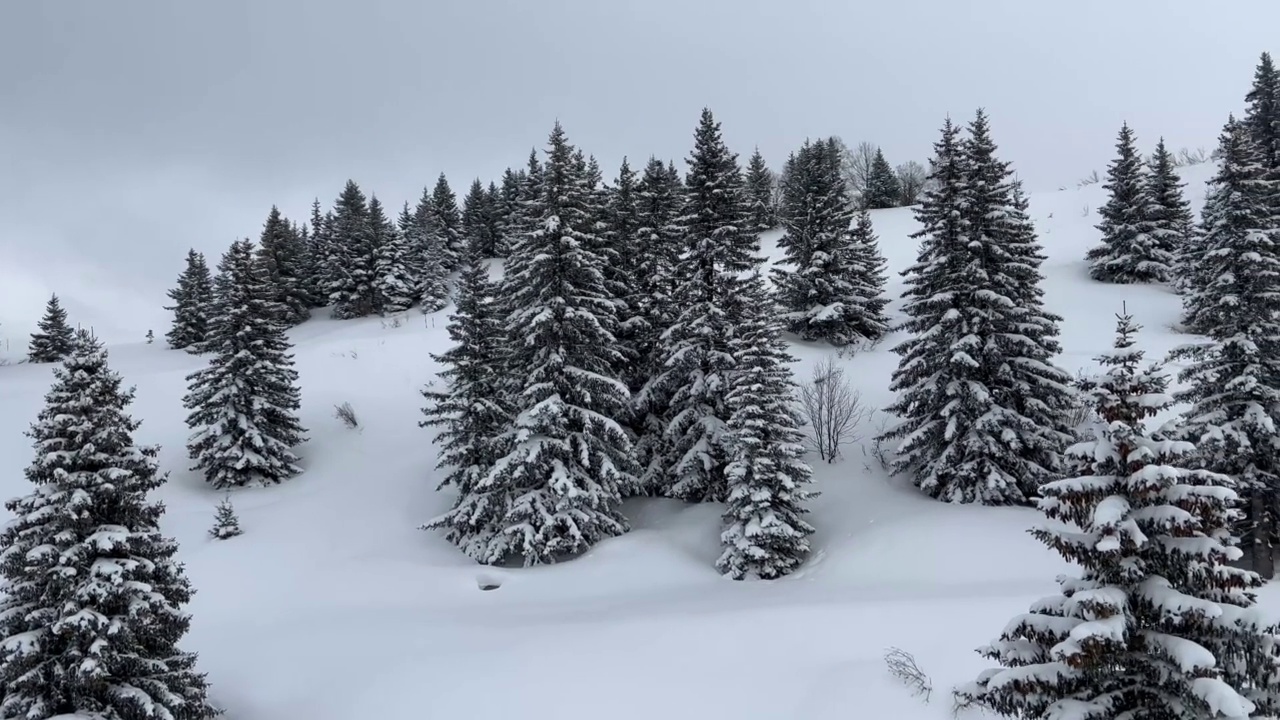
0,161,1253,720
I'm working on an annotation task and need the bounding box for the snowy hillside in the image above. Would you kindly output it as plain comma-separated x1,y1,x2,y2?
0,160,1256,720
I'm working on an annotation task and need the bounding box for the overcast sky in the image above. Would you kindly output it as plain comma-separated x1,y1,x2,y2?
1,0,1277,342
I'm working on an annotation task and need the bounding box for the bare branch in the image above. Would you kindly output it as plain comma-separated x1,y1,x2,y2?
798,357,868,463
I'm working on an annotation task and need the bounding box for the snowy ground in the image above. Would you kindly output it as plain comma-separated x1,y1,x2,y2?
0,161,1268,719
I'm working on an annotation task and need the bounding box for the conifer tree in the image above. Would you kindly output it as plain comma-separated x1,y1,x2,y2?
146,329,154,344
844,209,891,340
429,173,463,270
1245,52,1280,172
1173,116,1280,578
1086,123,1172,283
646,108,758,502
879,112,1073,505
166,249,216,352
480,122,635,565
744,147,777,233
485,181,504,256
717,273,814,580
27,293,76,363
209,495,243,540
603,157,643,389
462,179,498,258
184,240,306,489
373,202,420,315
326,180,378,318
255,205,311,325
413,186,451,313
305,198,331,307
1147,137,1196,278
959,312,1280,719
0,333,217,719
421,241,510,561
773,139,887,345
862,147,901,209
496,168,523,254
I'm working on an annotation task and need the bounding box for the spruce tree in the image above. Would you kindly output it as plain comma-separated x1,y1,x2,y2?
603,157,643,390
960,312,1280,718
374,202,420,315
879,112,1072,505
27,293,76,363
743,147,776,233
773,139,887,345
1173,116,1280,578
1086,123,1172,283
1245,52,1280,172
413,186,451,313
646,108,757,502
717,273,814,580
462,179,495,258
305,198,331,307
184,240,306,489
0,334,217,719
256,205,311,325
862,147,901,209
496,168,523,255
209,495,243,540
485,181,504,256
1147,137,1196,280
165,249,215,352
430,173,463,270
844,209,891,340
326,180,378,318
421,241,510,561
480,122,635,565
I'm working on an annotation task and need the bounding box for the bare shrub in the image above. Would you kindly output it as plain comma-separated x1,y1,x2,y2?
334,402,359,429
1076,169,1101,188
864,409,892,471
895,160,928,206
885,647,932,702
1175,146,1211,167
799,357,868,463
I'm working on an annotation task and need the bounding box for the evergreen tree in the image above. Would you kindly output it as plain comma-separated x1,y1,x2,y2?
773,138,886,345
480,122,635,565
0,334,217,719
255,205,311,325
325,180,378,318
1173,116,1280,578
844,209,891,340
421,241,510,561
184,240,307,489
646,108,757,502
959,312,1280,719
485,181,504,256
165,249,215,352
744,146,777,233
1245,51,1280,172
413,186,451,313
1086,123,1172,283
879,112,1072,505
209,495,243,540
862,147,901,209
716,273,814,580
496,168,523,255
27,293,76,363
462,179,499,258
1147,137,1196,280
146,329,154,344
373,202,420,315
604,157,643,390
305,198,331,307
429,173,463,270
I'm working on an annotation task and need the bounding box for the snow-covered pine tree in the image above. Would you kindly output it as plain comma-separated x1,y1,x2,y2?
481,122,636,565
305,197,331,308
373,202,420,315
491,150,545,332
773,138,886,345
879,112,1072,505
0,333,217,719
496,167,523,255
630,157,686,493
462,179,496,258
166,249,216,352
1245,52,1280,172
603,157,643,391
184,240,307,489
717,272,815,580
862,147,901,209
844,208,891,341
429,173,463,270
421,240,510,561
27,293,76,363
326,180,378,318
1147,137,1196,286
1086,123,1172,283
1173,115,1280,578
646,108,758,503
209,495,243,540
412,187,450,314
256,205,311,325
958,311,1280,718
744,147,776,233
485,181,504,256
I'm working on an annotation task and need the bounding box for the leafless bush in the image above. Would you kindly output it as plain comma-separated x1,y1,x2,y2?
1077,169,1101,188
380,315,404,329
885,647,932,702
799,357,868,463
1174,146,1211,167
334,402,359,429
864,409,892,470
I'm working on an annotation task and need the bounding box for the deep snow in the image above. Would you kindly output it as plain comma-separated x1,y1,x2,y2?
0,160,1268,719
